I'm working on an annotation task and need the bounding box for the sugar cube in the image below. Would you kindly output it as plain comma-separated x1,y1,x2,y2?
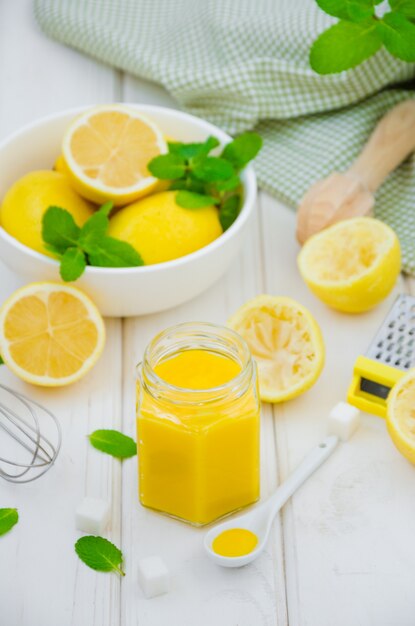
138,555,170,598
76,497,111,534
327,402,360,441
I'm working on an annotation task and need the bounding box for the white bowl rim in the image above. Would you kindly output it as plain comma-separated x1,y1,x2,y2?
0,103,257,276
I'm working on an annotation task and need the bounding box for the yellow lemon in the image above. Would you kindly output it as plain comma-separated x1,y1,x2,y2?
108,191,222,265
0,171,94,257
0,282,105,387
53,154,67,174
298,217,401,313
62,105,166,206
228,295,324,403
386,369,415,465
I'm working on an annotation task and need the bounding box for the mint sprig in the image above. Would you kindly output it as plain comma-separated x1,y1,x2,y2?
379,12,415,62
0,508,18,536
42,202,144,282
311,0,415,74
88,429,137,459
310,20,382,74
148,132,262,231
75,536,125,576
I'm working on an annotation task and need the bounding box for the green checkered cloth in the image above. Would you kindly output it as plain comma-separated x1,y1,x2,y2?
34,0,415,274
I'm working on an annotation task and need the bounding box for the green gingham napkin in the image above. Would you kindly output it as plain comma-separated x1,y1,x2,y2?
34,0,415,274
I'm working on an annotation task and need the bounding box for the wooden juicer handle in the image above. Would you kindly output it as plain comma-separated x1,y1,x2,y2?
347,99,415,192
296,100,415,245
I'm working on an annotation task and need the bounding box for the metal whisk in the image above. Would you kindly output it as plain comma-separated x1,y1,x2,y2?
0,384,61,483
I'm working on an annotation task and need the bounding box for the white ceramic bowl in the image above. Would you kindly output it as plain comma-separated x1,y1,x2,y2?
0,105,257,317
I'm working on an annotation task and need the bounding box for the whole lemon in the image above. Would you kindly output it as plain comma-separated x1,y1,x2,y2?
0,171,95,257
53,155,67,174
108,191,222,265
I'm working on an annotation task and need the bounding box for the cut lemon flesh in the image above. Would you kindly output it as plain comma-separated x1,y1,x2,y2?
62,105,167,206
0,283,105,386
228,295,324,402
387,369,415,465
298,217,401,313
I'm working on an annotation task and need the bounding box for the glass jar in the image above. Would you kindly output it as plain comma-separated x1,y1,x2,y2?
136,322,260,526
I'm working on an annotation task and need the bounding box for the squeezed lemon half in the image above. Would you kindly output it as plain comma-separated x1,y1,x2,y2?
387,369,415,465
228,295,324,403
298,217,401,313
62,105,167,206
0,282,105,387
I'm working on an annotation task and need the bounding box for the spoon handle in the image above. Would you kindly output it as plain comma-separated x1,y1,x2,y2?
267,435,338,517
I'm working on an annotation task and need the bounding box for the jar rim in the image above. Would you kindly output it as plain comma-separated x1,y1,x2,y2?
136,321,254,403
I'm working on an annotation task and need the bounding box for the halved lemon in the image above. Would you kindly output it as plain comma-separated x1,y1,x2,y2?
387,369,415,465
62,105,167,206
298,217,401,313
228,295,325,402
0,283,105,387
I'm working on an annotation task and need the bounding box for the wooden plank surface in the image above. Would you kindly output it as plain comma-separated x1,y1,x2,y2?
260,194,415,626
0,4,122,626
1,3,415,626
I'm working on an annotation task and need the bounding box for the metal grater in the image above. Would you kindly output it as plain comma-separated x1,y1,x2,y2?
347,294,415,418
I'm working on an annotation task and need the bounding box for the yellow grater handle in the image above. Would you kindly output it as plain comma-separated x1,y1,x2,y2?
347,355,405,418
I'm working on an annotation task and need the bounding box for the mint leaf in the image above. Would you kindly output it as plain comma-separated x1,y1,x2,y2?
0,355,4,365
169,178,206,193
168,136,220,159
42,206,80,253
378,12,415,61
213,175,241,193
389,0,415,18
192,157,234,182
222,133,263,170
44,243,63,257
310,20,382,74
219,195,241,231
98,202,114,217
79,213,109,245
148,154,186,179
79,202,115,249
347,1,375,22
87,236,144,268
75,536,125,576
0,508,18,536
176,191,217,209
88,429,137,459
315,0,374,21
60,247,86,282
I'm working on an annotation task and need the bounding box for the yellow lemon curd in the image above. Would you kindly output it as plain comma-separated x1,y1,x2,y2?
212,528,258,557
137,325,260,526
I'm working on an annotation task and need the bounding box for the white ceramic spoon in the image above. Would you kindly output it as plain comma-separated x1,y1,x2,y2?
204,435,338,568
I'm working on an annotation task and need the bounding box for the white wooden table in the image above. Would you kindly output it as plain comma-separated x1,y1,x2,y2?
1,4,415,625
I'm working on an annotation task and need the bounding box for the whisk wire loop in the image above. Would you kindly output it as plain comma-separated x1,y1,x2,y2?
0,384,61,483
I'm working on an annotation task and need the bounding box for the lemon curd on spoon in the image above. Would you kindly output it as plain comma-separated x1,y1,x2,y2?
136,323,260,526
